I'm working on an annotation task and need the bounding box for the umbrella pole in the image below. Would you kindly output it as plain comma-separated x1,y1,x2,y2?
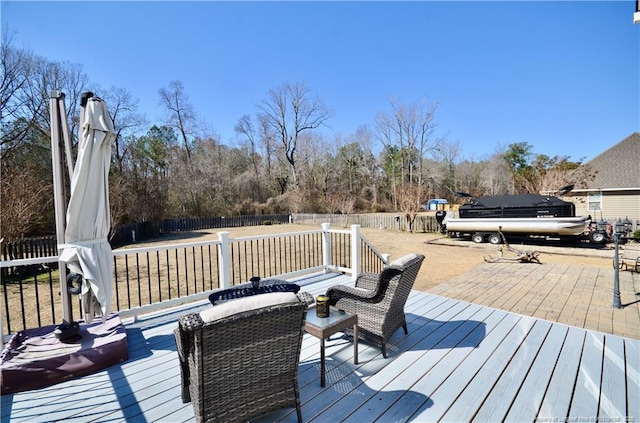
59,94,74,177
49,90,73,325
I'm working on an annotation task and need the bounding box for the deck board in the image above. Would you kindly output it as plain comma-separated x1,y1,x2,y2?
472,319,554,421
439,316,537,422
504,323,569,421
599,334,627,418
625,338,640,417
410,311,520,421
537,327,587,419
570,331,606,419
2,272,638,423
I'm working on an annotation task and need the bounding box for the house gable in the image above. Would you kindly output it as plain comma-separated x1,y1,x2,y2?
583,132,640,190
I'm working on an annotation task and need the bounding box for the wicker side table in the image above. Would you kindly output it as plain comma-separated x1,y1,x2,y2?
304,307,358,387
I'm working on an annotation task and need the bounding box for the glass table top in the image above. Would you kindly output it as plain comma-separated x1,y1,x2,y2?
305,307,353,329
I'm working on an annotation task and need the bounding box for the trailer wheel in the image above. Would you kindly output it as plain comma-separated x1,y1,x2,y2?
488,233,503,245
472,233,485,243
588,231,606,244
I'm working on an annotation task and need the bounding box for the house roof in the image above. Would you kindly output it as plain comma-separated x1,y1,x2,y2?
582,132,640,190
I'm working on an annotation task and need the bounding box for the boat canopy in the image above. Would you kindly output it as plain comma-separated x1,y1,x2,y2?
460,194,576,219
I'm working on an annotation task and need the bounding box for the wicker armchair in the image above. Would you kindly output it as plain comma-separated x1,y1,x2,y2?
326,253,425,358
174,291,312,423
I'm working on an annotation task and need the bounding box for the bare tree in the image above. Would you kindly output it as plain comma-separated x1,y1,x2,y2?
375,97,442,210
100,86,146,172
375,113,400,209
434,140,462,199
529,156,595,194
159,80,197,160
352,125,381,208
456,159,486,198
234,114,262,181
481,153,512,196
0,41,90,239
396,182,428,233
1,30,34,158
376,97,441,184
257,82,332,187
1,35,88,158
0,161,51,239
395,97,441,184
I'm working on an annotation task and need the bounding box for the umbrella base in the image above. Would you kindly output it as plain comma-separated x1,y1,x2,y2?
0,313,128,395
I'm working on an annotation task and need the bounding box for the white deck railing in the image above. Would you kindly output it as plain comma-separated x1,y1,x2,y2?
1,224,388,343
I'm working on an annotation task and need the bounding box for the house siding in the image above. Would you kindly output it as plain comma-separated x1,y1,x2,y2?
604,192,640,222
566,190,640,229
568,194,590,219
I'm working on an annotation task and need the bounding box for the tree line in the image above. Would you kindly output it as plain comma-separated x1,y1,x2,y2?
0,32,594,241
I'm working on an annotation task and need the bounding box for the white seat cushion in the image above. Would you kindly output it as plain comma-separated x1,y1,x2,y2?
390,253,419,268
199,292,299,323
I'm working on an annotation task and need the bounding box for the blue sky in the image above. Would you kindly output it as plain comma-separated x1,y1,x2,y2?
3,1,639,162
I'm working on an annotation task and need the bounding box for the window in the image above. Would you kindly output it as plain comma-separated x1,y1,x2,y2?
588,191,602,211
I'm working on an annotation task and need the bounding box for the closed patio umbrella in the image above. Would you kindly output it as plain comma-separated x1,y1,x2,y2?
59,94,115,323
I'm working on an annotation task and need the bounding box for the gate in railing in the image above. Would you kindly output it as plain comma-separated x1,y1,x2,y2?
1,224,386,342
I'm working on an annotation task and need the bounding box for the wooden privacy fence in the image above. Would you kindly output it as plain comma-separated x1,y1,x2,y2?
293,213,442,233
110,214,291,247
159,214,290,232
1,215,293,258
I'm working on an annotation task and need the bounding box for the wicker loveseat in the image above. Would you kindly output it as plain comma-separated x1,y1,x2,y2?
174,291,311,423
326,253,425,358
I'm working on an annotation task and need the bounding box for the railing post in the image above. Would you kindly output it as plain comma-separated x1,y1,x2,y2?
218,231,231,289
382,253,391,267
321,223,331,273
351,224,361,281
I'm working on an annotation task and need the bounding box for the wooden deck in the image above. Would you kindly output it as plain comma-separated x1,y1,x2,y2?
2,271,639,422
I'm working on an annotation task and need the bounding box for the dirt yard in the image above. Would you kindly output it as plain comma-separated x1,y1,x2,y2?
147,223,614,292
